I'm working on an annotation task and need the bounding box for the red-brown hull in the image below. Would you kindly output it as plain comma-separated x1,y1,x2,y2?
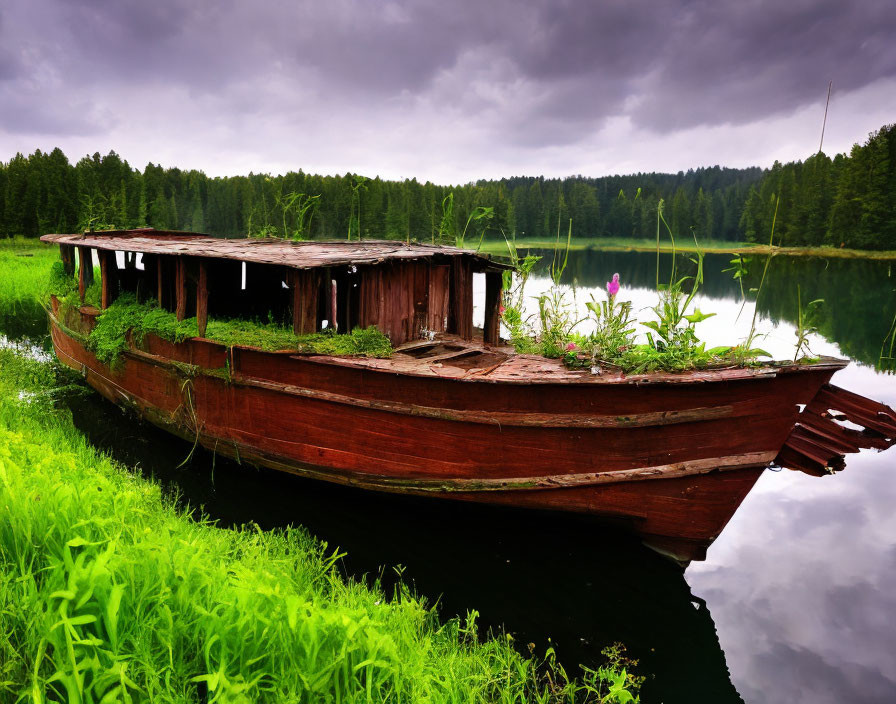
48,304,840,561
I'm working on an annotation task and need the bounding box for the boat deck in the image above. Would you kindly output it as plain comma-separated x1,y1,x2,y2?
305,333,850,385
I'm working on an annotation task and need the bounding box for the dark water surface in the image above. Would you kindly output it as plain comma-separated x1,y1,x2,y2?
4,250,896,703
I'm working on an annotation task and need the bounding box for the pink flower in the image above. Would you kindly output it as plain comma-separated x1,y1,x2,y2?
606,273,620,297
565,342,577,351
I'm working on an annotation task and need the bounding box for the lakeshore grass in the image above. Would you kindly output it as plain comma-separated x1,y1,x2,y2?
0,241,642,702
478,237,896,261
0,238,57,317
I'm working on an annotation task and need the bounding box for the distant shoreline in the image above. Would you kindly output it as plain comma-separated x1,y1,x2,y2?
477,238,896,261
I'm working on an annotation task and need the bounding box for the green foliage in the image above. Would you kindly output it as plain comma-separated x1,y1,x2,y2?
0,239,58,316
460,206,494,249
499,224,583,358
625,201,728,372
347,175,369,241
437,192,455,244
0,254,642,703
46,260,102,310
575,295,636,370
498,231,542,353
882,310,896,373
249,181,321,240
534,286,582,358
4,124,896,252
793,285,824,362
82,294,393,367
731,195,780,366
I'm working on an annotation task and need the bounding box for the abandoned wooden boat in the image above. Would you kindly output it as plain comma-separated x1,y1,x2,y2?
41,229,896,562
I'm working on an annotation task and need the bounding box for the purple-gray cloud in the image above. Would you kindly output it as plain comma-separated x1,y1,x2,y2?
1,0,895,181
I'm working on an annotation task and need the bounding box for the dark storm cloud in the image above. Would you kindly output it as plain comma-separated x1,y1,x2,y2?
1,0,894,151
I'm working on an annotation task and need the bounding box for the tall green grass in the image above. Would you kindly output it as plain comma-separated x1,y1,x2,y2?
0,243,641,702
0,238,57,317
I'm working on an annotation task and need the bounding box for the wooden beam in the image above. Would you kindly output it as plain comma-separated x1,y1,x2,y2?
197,260,208,337
84,249,95,290
329,276,338,332
157,256,165,307
99,251,118,309
292,269,319,335
483,271,502,345
60,244,75,276
78,247,88,303
448,258,473,340
175,257,187,321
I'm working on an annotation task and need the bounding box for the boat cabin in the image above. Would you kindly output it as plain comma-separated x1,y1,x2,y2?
41,228,512,346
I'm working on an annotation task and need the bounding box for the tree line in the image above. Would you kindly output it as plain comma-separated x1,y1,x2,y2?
1,123,893,250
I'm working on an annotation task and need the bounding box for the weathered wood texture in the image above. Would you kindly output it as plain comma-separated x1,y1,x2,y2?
40,229,510,272
77,246,94,302
427,265,450,333
776,383,896,475
60,244,76,276
175,257,187,321
98,250,118,309
291,269,321,334
358,261,436,344
45,304,876,562
448,258,473,340
483,271,502,345
197,260,208,337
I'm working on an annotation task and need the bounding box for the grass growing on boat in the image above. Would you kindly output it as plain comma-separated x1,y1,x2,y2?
66,293,394,366
0,344,641,702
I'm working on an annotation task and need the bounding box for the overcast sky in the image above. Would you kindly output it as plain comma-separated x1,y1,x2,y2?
2,0,895,184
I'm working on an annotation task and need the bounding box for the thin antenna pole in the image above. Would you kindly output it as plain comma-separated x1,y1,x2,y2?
819,80,832,154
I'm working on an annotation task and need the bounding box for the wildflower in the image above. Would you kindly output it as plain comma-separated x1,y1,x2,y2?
499,304,506,315
606,273,620,298
565,342,577,351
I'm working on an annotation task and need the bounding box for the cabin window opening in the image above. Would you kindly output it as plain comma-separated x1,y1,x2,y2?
116,251,135,296
472,272,485,331
236,262,293,326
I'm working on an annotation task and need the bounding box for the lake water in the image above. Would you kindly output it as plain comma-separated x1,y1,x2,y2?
3,249,895,703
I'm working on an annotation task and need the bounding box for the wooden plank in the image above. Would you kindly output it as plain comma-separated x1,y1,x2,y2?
157,256,165,307
84,248,95,289
98,250,118,309
329,274,337,332
76,246,95,303
39,231,513,272
175,257,187,321
293,269,319,334
448,258,473,340
413,262,429,338
427,265,449,333
60,244,76,276
197,259,208,337
78,246,88,303
483,270,502,345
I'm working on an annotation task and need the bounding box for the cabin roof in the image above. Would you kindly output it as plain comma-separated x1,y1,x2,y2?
40,228,512,272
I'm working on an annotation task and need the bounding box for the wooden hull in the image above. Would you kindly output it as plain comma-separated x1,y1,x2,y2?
48,302,843,562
